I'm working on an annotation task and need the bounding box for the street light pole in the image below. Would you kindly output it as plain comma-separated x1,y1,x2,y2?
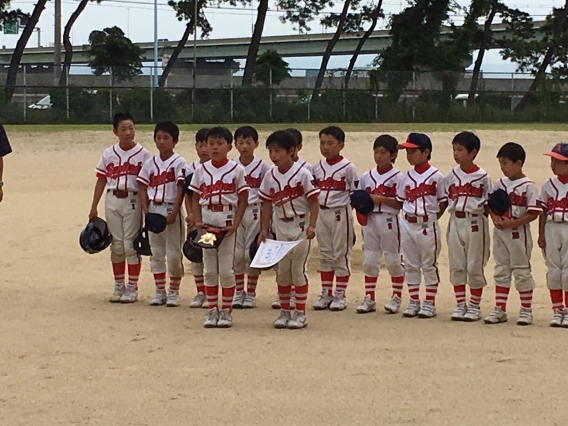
54,0,62,84
153,0,159,87
191,0,198,121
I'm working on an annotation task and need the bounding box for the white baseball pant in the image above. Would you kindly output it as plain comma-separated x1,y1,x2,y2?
273,215,312,287
316,206,354,277
400,217,441,285
493,225,535,291
234,203,261,276
105,191,142,265
446,213,490,288
191,261,204,276
201,207,236,288
361,213,404,278
148,202,185,277
543,221,568,290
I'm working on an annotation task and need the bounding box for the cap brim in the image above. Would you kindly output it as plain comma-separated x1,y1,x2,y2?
399,142,420,149
544,152,568,161
356,211,368,226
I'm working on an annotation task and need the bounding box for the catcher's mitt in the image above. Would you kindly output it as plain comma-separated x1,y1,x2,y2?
488,188,511,216
193,225,227,249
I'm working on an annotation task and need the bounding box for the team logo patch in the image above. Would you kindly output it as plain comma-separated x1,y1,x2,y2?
471,225,479,233
512,231,520,240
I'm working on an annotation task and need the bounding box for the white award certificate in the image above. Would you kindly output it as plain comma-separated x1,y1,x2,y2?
250,239,303,269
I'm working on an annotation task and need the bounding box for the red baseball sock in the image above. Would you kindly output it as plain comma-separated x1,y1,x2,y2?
204,285,219,310
320,271,334,296
365,276,377,301
425,284,438,305
470,288,483,306
127,263,141,290
495,286,510,311
194,275,205,294
408,283,420,301
246,275,259,295
278,285,292,310
221,286,235,312
336,276,349,296
453,284,466,304
112,261,126,285
564,291,568,308
294,284,309,313
170,276,181,292
391,276,404,298
153,272,166,292
235,274,245,292
519,290,533,309
550,289,564,311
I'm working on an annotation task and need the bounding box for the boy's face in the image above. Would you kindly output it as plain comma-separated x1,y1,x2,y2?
195,140,210,161
406,148,429,166
207,136,232,162
235,136,259,157
374,146,396,170
155,130,177,155
113,119,135,145
319,134,344,159
498,157,523,178
452,143,477,166
550,157,568,176
268,145,294,168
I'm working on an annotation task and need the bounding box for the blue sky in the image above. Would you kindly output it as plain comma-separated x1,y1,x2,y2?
1,0,564,74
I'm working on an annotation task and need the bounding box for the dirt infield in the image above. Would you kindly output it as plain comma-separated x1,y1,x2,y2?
1,128,566,425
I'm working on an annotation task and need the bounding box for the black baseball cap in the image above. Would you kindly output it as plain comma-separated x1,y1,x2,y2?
544,142,568,161
399,133,433,152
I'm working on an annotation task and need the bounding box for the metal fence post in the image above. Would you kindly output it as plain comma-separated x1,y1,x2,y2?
230,69,234,122
375,93,378,121
307,95,311,121
150,68,154,122
342,85,346,121
23,66,27,122
66,65,70,121
269,69,273,121
109,73,113,121
510,73,514,114
412,71,416,121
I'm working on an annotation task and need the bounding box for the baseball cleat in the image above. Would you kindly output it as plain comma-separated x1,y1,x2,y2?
451,302,467,321
119,288,138,304
287,310,308,329
217,309,233,328
384,294,402,314
402,299,421,317
271,295,281,310
329,293,347,311
189,292,206,308
313,290,333,310
109,284,125,303
232,290,246,309
242,293,256,309
561,313,568,328
484,307,508,324
149,290,167,306
550,309,564,328
418,300,437,318
204,307,219,328
166,290,180,307
357,295,377,314
516,307,533,326
463,304,481,322
273,310,292,329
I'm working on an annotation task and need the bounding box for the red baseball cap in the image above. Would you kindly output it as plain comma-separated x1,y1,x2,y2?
544,142,568,161
399,133,433,151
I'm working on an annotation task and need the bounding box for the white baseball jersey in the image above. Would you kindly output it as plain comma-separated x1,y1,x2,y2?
444,166,492,214
396,164,447,216
96,143,150,191
540,177,568,222
259,161,320,220
189,159,249,206
493,177,541,218
313,157,359,208
137,154,186,203
296,158,314,176
186,159,205,175
358,166,402,215
234,157,270,205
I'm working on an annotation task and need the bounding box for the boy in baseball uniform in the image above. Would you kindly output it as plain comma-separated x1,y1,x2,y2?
485,142,541,326
539,143,568,327
89,112,151,303
259,130,320,329
444,132,492,322
185,128,210,309
190,127,249,328
312,126,358,311
397,133,448,319
232,126,270,309
137,121,187,307
356,135,406,314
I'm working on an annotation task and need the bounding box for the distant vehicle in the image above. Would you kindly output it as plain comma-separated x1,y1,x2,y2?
28,95,52,110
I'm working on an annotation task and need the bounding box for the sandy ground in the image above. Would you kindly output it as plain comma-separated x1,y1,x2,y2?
1,128,568,426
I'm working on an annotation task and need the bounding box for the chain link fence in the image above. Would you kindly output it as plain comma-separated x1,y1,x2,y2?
1,64,567,124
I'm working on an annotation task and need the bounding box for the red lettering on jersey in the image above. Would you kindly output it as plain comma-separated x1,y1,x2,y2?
107,162,142,179
270,182,305,207
367,183,397,198
246,175,262,189
547,196,568,211
405,182,437,202
199,179,237,200
509,192,527,207
149,169,176,187
318,177,347,191
447,183,484,200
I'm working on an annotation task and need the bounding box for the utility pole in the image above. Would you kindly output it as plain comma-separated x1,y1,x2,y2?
54,0,62,85
191,0,197,120
153,0,158,87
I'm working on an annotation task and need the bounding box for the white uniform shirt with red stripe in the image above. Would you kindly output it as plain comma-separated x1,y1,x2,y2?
296,158,314,176
234,157,270,205
96,143,151,191
444,165,492,214
313,157,359,208
137,154,186,203
396,164,447,216
259,161,320,220
358,166,402,215
189,159,249,206
540,176,568,222
493,176,541,218
186,159,205,175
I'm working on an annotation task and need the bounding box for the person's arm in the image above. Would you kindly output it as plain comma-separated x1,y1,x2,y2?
538,211,547,250
167,182,185,225
306,196,319,239
184,194,194,228
437,201,448,220
258,200,273,243
499,212,539,230
371,195,402,210
88,178,107,221
226,191,248,236
192,192,203,229
139,185,149,215
0,156,4,204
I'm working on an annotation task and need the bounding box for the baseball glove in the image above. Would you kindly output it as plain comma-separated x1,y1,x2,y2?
183,229,203,263
133,227,152,256
488,188,511,216
193,225,227,249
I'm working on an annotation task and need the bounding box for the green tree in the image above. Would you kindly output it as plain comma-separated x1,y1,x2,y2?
242,0,269,86
253,50,291,86
84,26,144,83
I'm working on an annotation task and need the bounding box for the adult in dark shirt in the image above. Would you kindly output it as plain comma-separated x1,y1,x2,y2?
0,123,12,204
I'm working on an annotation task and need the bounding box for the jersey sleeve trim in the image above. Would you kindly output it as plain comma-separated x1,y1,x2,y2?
259,190,272,201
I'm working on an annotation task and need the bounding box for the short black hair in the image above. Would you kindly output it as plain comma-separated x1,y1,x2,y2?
113,112,134,129
319,125,345,142
284,128,303,146
373,134,398,155
234,125,259,142
195,128,209,143
206,126,233,144
266,130,296,151
154,121,179,141
497,142,526,164
452,131,480,153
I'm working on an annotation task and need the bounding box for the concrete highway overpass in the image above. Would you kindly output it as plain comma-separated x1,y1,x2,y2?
0,20,546,65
